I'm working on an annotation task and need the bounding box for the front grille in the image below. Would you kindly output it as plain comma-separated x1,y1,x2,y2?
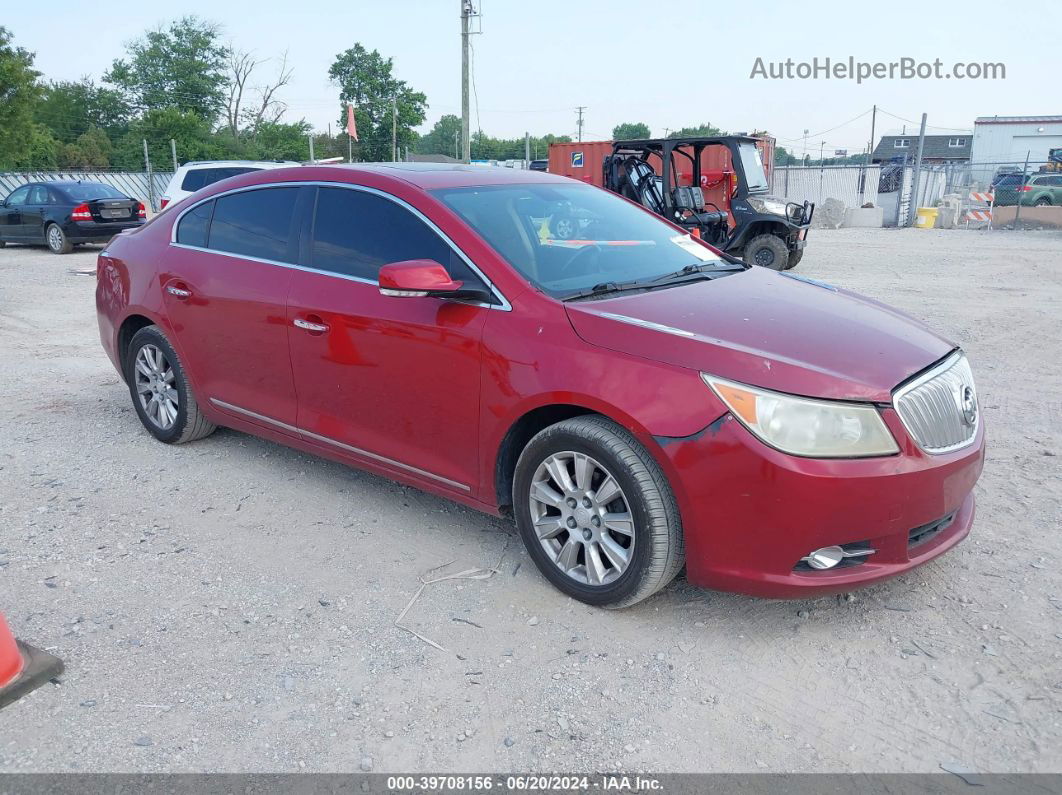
894,352,978,454
909,512,955,549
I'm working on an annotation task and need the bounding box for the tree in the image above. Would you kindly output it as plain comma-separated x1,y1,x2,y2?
670,122,724,138
225,50,293,141
37,79,130,144
111,107,224,170
252,120,313,161
328,44,427,162
60,126,112,169
105,16,230,123
0,26,43,169
612,122,650,140
416,114,462,157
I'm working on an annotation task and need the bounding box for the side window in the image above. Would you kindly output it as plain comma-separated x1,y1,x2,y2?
27,186,49,205
181,167,257,192
310,187,481,286
5,186,30,206
208,188,299,262
176,200,214,247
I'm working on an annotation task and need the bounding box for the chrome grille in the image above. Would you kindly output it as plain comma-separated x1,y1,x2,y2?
894,352,978,454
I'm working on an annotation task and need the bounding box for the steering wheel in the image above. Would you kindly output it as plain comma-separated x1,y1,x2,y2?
558,243,602,277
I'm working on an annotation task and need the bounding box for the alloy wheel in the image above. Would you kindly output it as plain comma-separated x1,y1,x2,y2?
134,344,178,430
47,226,63,252
528,451,635,586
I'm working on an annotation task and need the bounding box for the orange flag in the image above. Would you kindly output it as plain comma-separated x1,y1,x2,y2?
346,104,358,142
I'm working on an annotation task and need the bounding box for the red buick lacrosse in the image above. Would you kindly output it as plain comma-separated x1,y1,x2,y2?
96,164,984,607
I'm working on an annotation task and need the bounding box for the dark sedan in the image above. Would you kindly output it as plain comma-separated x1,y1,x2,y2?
0,181,145,254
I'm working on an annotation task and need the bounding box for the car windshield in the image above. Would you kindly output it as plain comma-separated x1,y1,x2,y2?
62,183,127,201
737,143,769,192
433,183,728,299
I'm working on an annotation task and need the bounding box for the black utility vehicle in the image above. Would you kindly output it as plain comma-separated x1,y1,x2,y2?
602,137,813,270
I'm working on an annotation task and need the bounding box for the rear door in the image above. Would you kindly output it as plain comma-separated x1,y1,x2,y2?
286,185,492,494
22,185,50,241
162,185,311,429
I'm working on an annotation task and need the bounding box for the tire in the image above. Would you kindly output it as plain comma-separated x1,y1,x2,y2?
784,249,804,270
0,239,6,248
1034,197,1051,207
45,223,73,254
550,214,577,240
513,416,684,608
745,234,789,270
125,325,216,444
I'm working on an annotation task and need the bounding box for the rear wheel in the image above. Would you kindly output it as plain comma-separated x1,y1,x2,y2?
784,249,804,270
125,325,216,444
45,224,73,254
745,234,788,270
1034,197,1051,207
513,416,684,608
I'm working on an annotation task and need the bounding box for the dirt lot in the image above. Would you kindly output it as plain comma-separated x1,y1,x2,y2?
0,228,1060,774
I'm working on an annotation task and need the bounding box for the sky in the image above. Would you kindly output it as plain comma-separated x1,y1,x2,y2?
5,0,1059,156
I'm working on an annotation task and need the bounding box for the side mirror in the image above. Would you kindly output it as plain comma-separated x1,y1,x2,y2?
378,259,489,302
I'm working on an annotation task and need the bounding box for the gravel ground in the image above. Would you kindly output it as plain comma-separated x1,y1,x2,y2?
0,228,1060,774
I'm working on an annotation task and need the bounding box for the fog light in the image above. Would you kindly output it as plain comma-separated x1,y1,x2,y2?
804,546,844,570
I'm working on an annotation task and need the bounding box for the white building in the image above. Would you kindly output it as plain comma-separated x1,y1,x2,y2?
971,115,1062,184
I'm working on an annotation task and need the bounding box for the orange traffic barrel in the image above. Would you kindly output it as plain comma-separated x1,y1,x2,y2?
0,612,63,710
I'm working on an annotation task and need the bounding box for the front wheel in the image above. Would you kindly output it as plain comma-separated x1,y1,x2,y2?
513,416,685,608
745,234,789,270
46,224,73,254
125,325,216,444
784,249,804,270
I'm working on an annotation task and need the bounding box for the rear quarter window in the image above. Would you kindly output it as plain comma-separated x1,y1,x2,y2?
176,200,214,248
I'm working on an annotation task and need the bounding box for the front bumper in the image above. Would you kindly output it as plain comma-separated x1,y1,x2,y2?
658,409,985,598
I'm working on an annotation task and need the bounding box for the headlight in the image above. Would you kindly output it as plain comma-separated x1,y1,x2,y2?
702,374,899,458
747,197,789,217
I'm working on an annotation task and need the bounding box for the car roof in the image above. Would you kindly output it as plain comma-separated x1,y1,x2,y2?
248,163,575,190
181,160,299,168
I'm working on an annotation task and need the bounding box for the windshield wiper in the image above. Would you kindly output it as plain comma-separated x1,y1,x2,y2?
650,261,741,283
562,281,637,301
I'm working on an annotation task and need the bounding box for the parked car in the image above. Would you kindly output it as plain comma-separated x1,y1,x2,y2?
0,181,145,254
993,172,1062,207
159,160,299,210
529,159,548,172
96,164,984,607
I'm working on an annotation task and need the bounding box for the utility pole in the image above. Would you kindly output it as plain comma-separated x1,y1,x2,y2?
308,134,315,164
524,131,530,167
1013,150,1031,229
454,129,460,160
803,128,809,163
907,113,928,226
576,106,586,142
170,139,178,172
392,97,397,162
460,0,477,163
868,104,877,162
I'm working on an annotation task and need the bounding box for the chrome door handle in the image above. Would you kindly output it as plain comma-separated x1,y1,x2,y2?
293,318,329,333
165,285,191,298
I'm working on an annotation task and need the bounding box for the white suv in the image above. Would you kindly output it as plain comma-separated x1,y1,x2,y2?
160,160,299,210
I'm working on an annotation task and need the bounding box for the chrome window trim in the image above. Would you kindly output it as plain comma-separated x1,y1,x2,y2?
891,349,979,454
210,398,471,493
168,180,511,311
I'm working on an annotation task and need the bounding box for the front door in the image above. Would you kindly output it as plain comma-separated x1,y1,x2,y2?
0,185,30,240
160,186,310,429
22,185,50,242
287,185,492,495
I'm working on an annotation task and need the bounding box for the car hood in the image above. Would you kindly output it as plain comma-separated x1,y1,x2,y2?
564,267,954,402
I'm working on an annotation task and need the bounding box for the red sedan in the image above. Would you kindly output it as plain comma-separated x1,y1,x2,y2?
96,164,984,607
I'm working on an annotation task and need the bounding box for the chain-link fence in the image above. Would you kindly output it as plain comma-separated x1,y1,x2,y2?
770,159,1059,230
0,171,173,212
